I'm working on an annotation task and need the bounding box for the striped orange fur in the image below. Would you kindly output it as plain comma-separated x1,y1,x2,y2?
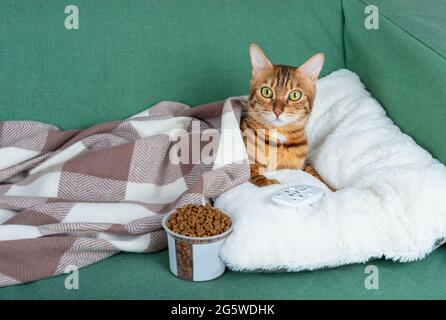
241,43,329,188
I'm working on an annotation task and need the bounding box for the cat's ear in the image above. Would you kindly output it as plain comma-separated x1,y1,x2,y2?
249,43,273,76
299,53,325,82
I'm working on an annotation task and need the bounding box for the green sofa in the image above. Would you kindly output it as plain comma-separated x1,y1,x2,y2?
1,0,445,299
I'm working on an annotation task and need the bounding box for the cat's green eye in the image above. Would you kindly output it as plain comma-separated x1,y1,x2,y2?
289,90,303,101
260,87,273,98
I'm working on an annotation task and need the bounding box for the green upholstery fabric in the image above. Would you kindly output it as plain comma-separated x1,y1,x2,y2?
343,0,446,164
2,249,446,300
0,0,345,130
356,0,446,56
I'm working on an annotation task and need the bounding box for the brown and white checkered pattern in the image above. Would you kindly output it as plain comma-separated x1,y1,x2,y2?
0,98,249,287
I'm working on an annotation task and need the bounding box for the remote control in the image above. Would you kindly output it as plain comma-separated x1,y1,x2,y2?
271,185,325,208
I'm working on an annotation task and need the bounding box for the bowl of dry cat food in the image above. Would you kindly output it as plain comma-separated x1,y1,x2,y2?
162,203,233,281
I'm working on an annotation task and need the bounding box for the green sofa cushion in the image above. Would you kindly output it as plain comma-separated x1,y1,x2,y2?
0,0,345,129
360,0,446,56
2,248,446,299
343,0,446,164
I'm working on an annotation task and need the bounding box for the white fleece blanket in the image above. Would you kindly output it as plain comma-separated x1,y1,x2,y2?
215,69,446,272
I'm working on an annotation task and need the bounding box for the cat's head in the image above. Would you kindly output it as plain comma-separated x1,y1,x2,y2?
247,43,324,128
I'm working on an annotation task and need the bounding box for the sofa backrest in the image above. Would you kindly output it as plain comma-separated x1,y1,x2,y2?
343,0,446,164
0,0,345,129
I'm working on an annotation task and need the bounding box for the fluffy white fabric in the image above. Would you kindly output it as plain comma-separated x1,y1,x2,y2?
215,70,446,272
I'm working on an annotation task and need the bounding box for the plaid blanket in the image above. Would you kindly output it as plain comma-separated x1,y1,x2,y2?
0,98,249,287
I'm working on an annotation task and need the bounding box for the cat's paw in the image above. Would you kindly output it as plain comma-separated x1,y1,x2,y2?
250,175,280,187
261,178,280,187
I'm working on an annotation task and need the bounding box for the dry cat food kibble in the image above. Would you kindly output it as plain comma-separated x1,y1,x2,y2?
162,204,233,281
167,204,232,237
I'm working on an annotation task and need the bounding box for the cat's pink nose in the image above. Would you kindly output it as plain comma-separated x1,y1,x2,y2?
273,109,282,118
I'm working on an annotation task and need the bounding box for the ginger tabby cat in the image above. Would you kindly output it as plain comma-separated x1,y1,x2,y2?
241,43,327,187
